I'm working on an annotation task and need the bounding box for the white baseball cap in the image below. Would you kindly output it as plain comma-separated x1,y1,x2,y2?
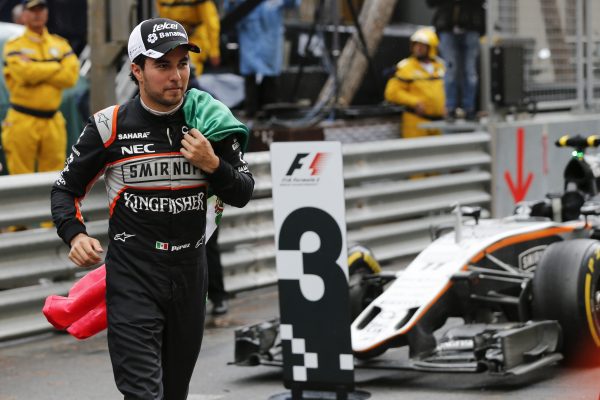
128,18,200,62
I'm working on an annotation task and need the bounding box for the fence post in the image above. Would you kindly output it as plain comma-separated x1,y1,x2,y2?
88,0,136,113
576,0,585,112
481,0,496,119
585,0,593,110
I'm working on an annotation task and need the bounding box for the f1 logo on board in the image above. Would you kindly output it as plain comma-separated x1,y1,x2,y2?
282,153,329,186
121,144,155,155
286,152,328,176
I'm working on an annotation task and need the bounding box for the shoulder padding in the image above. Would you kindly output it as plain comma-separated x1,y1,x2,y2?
93,105,119,148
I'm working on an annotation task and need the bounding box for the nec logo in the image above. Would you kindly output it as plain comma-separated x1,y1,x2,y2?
286,152,329,176
121,144,155,155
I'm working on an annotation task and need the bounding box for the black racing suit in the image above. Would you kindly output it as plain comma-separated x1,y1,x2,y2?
51,95,254,400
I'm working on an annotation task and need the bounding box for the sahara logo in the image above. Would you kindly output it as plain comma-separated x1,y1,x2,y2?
281,152,329,186
118,131,150,140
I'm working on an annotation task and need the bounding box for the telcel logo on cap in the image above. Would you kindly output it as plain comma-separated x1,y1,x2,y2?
153,22,178,32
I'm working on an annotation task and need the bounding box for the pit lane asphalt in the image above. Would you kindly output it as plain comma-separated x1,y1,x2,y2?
0,285,598,400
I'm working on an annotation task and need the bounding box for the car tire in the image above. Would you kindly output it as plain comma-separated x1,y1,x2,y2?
347,245,383,321
532,239,600,365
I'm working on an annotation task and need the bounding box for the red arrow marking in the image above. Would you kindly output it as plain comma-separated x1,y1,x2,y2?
504,127,534,203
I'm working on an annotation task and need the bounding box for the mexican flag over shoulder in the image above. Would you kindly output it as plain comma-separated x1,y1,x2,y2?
183,88,249,151
183,88,249,238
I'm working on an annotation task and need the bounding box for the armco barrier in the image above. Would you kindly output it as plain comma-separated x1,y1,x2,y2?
0,132,491,341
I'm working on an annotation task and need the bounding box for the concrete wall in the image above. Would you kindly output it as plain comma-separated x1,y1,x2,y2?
492,113,600,216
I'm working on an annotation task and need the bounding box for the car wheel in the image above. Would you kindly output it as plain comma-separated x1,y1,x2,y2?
532,239,600,365
347,245,383,321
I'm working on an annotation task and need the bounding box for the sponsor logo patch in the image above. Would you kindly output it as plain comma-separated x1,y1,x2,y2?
158,31,186,40
153,22,178,32
123,192,205,214
237,152,249,173
121,144,155,155
171,243,190,252
95,112,110,130
118,132,150,140
121,157,205,184
114,232,135,242
155,242,192,251
518,245,547,271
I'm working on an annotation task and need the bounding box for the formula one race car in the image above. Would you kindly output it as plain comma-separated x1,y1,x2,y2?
234,135,600,375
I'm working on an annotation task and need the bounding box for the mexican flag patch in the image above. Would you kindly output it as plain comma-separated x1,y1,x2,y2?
155,241,169,251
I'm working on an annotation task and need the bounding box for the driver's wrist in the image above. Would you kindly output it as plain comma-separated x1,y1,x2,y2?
70,233,87,246
205,156,220,174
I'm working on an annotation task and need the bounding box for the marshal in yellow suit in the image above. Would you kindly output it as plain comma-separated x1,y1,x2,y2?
384,28,445,138
2,26,79,174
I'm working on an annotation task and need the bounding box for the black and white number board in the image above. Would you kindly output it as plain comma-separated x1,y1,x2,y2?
271,141,354,393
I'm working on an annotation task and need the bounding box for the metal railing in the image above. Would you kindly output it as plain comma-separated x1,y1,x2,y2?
0,133,491,341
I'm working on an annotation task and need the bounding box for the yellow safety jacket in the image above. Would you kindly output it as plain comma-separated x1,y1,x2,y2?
384,56,445,138
156,0,221,74
3,27,79,113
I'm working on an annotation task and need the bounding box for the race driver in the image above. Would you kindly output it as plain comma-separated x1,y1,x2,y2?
50,18,253,400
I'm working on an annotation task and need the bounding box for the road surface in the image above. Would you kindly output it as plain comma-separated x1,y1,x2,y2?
0,286,598,400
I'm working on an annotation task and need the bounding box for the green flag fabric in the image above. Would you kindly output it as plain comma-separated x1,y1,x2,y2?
182,88,249,234
182,88,249,151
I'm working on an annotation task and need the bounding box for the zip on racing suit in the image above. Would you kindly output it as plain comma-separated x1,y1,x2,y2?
50,92,254,400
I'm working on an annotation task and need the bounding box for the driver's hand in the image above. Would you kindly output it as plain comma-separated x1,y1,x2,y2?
180,128,220,173
69,233,103,267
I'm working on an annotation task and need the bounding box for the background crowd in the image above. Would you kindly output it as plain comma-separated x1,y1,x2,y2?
0,0,487,162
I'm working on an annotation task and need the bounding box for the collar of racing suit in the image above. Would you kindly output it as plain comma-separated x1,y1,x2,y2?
140,96,184,117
